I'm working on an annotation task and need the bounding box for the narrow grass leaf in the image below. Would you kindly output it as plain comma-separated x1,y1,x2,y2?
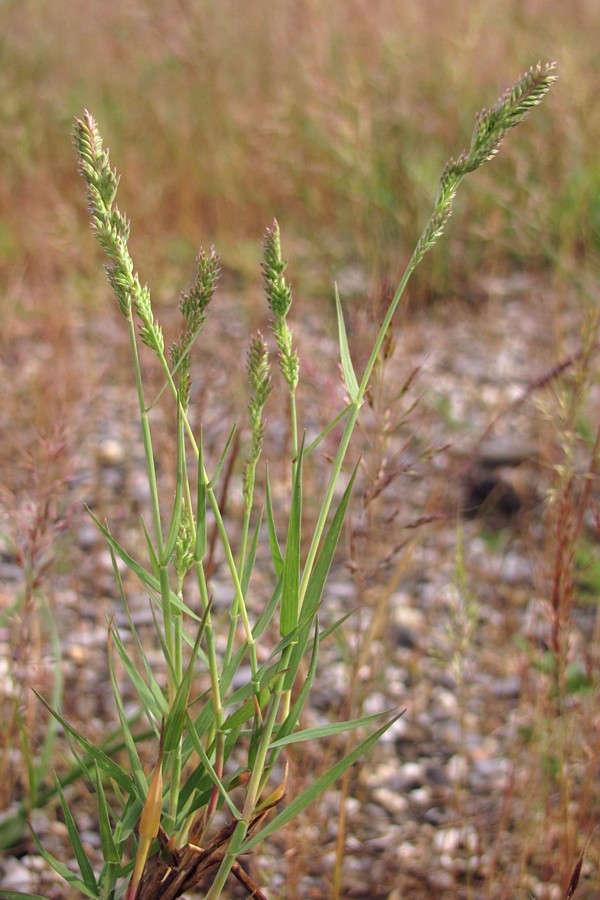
163,607,208,752
141,516,160,579
208,423,237,489
112,602,169,721
275,627,319,747
107,627,148,798
108,548,169,722
174,756,211,817
0,892,50,899
34,724,153,811
33,691,135,794
265,465,283,576
303,463,358,620
29,828,99,899
177,762,246,821
254,615,308,669
113,794,144,845
195,426,206,559
242,509,262,593
240,712,404,853
318,608,355,641
280,440,303,636
54,774,98,890
149,603,177,686
252,576,282,640
178,620,210,661
111,627,166,721
33,596,62,804
88,509,200,620
222,685,272,732
162,416,185,564
304,404,352,457
335,284,359,401
93,762,120,864
184,712,242,819
46,725,145,850
181,644,246,756
221,657,285,713
248,697,264,769
284,464,357,689
269,707,396,748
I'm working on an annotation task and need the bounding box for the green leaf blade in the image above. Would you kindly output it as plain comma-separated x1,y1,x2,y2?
335,284,359,402
240,712,404,853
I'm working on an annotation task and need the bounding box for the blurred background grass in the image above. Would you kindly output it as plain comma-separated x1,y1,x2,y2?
1,0,598,312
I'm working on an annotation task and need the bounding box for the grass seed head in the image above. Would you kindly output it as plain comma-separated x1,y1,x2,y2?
262,220,293,319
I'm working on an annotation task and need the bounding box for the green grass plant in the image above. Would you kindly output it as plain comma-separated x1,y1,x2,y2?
10,63,555,899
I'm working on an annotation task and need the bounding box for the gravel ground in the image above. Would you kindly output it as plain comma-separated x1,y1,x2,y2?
2,270,599,898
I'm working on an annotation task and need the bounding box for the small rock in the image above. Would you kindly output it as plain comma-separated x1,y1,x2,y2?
472,756,510,790
97,438,126,466
447,754,469,783
395,761,426,791
1,856,34,890
409,786,432,806
433,825,478,854
371,787,409,817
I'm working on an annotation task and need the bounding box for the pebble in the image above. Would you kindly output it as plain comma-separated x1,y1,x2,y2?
472,756,511,790
76,522,101,549
371,787,409,817
1,856,34,890
395,760,426,790
96,438,126,466
433,825,478,854
446,754,468,783
409,786,432,806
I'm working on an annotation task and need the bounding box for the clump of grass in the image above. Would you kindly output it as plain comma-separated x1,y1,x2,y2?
15,63,555,899
509,297,600,895
0,427,72,852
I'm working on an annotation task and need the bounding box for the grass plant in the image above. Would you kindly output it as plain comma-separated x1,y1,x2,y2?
508,299,600,896
0,431,71,852
0,63,557,900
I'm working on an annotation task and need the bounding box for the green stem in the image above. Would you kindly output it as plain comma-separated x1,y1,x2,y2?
195,560,225,822
290,389,298,467
298,256,418,610
152,346,260,680
127,314,164,555
204,818,250,900
206,687,284,899
226,473,254,670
